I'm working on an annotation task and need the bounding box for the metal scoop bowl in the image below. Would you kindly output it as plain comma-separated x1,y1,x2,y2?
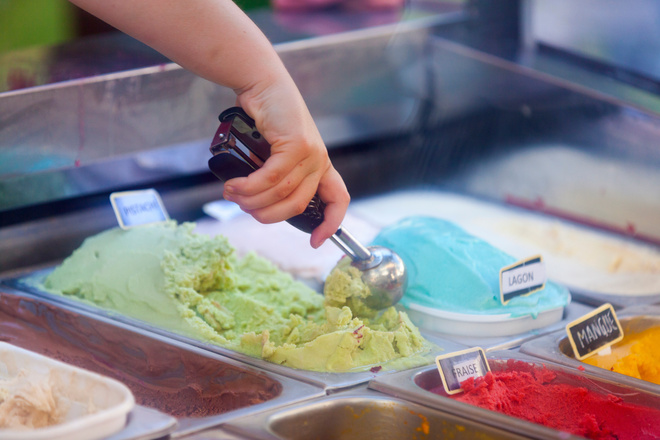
331,228,406,309
208,107,407,309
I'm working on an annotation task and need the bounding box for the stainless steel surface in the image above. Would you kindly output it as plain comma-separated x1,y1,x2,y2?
526,0,660,85
425,34,660,244
0,286,324,438
420,301,594,351
370,350,660,440
331,226,407,309
108,405,177,440
520,305,660,396
0,2,465,94
219,388,531,440
2,269,466,393
352,244,406,309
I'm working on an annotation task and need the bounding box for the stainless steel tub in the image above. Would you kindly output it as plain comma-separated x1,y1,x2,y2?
0,286,324,438
209,388,531,440
520,305,660,395
370,350,660,439
3,269,466,393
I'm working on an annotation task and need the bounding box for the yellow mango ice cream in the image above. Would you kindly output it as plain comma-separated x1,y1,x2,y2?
42,221,433,372
582,327,660,384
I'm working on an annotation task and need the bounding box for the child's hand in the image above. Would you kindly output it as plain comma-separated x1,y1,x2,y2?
223,74,349,248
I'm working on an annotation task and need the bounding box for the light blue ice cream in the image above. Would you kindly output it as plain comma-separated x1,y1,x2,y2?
372,217,570,318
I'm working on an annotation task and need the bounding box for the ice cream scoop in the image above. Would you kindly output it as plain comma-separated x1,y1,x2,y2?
208,107,407,308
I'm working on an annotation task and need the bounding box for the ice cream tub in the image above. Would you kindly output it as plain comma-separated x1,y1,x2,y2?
213,388,533,440
0,342,134,440
370,350,660,440
3,269,465,393
520,305,660,395
0,287,324,438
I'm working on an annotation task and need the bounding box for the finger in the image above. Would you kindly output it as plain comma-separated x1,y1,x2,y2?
223,156,293,198
223,174,296,212
310,167,350,248
223,154,313,212
240,171,321,225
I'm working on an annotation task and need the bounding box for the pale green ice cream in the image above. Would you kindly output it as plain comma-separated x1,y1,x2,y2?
43,221,433,372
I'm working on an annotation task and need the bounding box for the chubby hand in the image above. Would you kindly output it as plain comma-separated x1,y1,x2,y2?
222,80,350,248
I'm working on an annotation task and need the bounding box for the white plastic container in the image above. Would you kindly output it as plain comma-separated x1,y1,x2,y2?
406,303,565,337
0,342,134,440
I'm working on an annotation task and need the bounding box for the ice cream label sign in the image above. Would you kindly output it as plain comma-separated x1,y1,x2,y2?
499,255,546,304
110,189,170,229
566,303,624,360
435,347,490,395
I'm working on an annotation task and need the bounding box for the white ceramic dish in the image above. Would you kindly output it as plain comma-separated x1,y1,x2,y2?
0,342,134,440
405,303,565,337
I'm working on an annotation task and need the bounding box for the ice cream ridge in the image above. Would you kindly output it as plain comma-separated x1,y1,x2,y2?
43,221,433,373
582,326,660,385
430,359,660,440
369,216,570,317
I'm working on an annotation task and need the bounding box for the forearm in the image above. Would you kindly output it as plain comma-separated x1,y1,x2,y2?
69,0,288,94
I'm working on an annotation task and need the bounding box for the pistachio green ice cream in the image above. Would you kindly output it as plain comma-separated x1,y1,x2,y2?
43,222,432,372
